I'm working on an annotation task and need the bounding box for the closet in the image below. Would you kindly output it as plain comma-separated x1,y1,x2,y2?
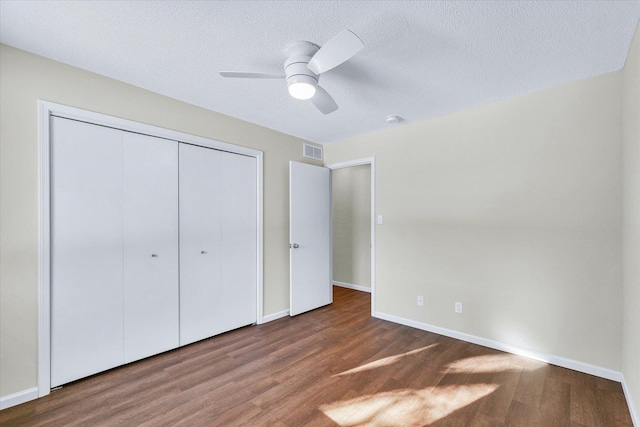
50,117,257,387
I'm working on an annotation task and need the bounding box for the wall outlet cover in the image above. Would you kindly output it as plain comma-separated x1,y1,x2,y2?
455,302,463,314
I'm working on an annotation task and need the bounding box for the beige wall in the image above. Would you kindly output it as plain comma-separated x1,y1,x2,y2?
332,165,371,287
622,22,640,422
325,71,623,371
2,28,637,410
0,44,319,397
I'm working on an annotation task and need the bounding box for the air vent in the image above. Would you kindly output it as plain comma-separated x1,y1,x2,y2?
303,143,323,161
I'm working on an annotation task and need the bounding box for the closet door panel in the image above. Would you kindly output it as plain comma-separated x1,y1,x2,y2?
179,143,223,345
50,117,124,387
179,144,257,345
218,151,257,331
123,133,179,363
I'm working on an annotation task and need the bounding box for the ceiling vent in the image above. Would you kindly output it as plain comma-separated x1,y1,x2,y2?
303,143,323,161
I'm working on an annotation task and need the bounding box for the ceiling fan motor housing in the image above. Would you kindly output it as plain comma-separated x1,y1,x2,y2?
285,58,318,86
284,41,320,88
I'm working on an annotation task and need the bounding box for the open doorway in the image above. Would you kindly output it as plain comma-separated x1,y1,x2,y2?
326,158,376,315
332,164,371,291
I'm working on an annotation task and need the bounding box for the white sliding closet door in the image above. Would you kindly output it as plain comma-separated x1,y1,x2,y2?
51,117,124,387
49,110,260,387
123,133,179,363
179,144,257,346
218,150,257,331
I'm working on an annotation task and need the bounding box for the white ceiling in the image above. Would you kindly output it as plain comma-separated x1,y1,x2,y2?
1,1,638,145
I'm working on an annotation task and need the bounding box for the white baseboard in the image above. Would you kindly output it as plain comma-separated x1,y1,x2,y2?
261,309,290,323
374,311,623,382
621,375,639,427
0,387,39,410
333,281,371,293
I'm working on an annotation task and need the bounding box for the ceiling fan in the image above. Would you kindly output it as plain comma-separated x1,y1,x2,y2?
220,29,364,114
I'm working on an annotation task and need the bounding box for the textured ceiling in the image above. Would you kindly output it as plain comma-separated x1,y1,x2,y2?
1,1,639,144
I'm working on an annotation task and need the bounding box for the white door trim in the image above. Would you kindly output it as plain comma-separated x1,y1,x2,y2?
37,100,264,397
325,157,376,316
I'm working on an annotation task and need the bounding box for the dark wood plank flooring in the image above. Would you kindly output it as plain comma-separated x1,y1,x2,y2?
0,287,632,426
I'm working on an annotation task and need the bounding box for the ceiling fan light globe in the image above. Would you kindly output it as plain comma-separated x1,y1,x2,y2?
287,74,317,100
288,82,316,100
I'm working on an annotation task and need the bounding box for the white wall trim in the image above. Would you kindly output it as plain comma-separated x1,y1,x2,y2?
622,375,639,427
374,311,623,382
38,100,264,398
37,101,51,398
333,281,372,293
261,309,290,323
256,153,264,325
40,102,262,157
326,157,376,317
326,158,375,170
0,387,39,410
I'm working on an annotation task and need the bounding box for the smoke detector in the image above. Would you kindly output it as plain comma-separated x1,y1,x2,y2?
385,115,402,125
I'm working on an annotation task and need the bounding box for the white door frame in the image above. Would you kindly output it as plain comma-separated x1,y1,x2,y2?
37,101,264,397
325,157,376,316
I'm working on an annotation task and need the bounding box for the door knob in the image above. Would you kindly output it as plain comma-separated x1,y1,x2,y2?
151,254,159,258
201,250,207,254
290,243,300,249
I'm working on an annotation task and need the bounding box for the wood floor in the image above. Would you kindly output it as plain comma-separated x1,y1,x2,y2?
1,287,633,426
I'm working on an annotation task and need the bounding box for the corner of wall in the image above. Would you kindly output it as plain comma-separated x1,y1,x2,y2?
621,19,640,427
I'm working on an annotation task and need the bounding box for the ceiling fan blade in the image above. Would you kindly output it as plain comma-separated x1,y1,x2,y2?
219,71,285,79
307,29,364,75
312,85,338,114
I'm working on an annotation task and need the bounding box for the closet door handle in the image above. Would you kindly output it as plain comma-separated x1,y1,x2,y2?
151,254,159,258
201,250,208,254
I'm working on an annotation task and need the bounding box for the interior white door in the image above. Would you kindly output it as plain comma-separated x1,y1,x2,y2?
289,161,332,316
123,132,179,363
51,117,124,387
179,144,257,345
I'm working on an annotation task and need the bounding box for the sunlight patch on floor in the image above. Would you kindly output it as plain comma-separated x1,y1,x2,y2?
334,344,440,377
444,353,540,374
319,383,498,426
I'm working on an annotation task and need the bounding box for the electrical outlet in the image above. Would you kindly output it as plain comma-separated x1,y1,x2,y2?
455,302,463,314
417,295,424,307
